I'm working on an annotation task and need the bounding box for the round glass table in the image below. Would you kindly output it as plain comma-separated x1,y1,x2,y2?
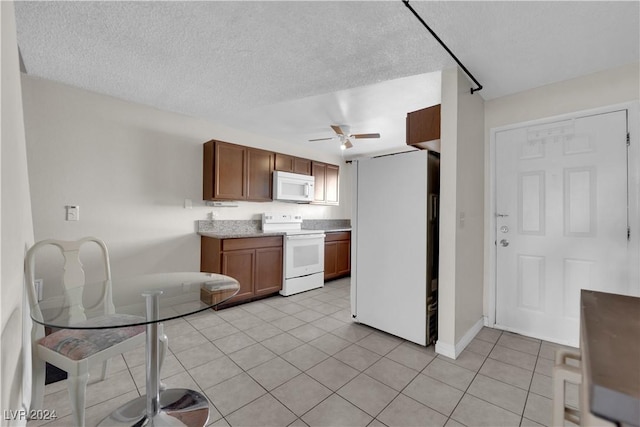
31,272,239,426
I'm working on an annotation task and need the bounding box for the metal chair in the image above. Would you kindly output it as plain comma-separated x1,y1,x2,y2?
25,237,167,426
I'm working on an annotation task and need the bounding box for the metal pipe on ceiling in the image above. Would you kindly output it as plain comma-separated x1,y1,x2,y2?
402,0,484,95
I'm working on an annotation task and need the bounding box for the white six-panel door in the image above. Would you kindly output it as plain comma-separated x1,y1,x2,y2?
495,110,629,346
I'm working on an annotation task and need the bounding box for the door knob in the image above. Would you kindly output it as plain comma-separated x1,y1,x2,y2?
500,239,509,247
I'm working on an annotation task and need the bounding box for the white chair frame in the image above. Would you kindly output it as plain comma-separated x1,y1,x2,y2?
25,237,167,426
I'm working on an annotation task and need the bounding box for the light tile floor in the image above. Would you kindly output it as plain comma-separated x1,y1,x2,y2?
32,277,579,427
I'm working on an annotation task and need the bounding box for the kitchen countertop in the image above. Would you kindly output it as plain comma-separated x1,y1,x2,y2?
197,219,350,239
580,290,640,426
199,231,285,239
199,227,351,239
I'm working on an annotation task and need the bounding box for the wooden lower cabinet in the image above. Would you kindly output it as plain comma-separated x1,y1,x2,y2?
221,249,255,302
201,235,283,307
324,231,351,281
255,247,283,296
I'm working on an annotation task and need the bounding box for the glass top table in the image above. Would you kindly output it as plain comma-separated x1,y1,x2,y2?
30,272,239,427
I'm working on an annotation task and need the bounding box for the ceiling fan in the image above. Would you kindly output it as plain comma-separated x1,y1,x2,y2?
309,125,380,150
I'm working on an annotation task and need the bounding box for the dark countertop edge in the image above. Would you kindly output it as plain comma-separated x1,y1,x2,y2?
199,227,351,239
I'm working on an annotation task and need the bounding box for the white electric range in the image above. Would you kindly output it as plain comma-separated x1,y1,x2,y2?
262,213,325,296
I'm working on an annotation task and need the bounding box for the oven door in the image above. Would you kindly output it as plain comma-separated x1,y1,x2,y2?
285,233,325,279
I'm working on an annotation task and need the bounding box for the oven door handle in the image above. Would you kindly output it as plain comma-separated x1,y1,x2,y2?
286,234,326,241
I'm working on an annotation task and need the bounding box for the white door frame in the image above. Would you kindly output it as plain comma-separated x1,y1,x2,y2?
485,102,640,333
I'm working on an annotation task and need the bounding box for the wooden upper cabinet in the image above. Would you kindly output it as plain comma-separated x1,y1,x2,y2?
247,148,274,201
406,104,441,153
203,140,273,201
204,139,333,202
204,140,246,200
274,153,311,175
311,161,339,205
275,153,294,172
325,164,339,205
293,158,311,175
312,162,326,202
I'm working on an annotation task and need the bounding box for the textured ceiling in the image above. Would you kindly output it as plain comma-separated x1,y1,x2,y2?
14,1,640,159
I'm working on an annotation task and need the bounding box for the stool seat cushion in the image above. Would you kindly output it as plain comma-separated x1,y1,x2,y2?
37,314,145,361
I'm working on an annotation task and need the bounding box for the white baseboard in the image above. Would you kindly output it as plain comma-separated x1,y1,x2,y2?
435,317,484,360
454,317,484,356
435,341,456,359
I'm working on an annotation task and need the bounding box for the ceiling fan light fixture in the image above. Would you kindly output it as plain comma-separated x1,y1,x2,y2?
310,124,380,151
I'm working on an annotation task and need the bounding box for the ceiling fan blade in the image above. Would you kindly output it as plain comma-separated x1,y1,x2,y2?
344,139,353,149
331,125,345,135
308,137,335,142
352,133,380,139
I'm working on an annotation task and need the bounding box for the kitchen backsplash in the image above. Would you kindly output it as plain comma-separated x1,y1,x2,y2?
197,218,350,234
302,219,351,230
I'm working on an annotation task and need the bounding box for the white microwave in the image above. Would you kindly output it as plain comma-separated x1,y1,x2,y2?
273,171,315,203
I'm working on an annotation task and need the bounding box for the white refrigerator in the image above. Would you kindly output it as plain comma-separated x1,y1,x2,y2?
351,150,439,346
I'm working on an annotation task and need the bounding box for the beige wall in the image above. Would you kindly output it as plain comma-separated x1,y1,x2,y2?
1,1,35,422
483,62,640,322
21,76,349,283
485,62,639,130
437,68,485,358
454,70,485,344
437,69,458,355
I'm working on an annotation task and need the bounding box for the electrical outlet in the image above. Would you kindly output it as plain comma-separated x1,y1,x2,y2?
65,205,79,221
34,279,43,301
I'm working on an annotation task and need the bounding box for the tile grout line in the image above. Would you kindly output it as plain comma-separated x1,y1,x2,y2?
444,329,504,426
203,287,351,425
220,287,373,424
219,314,354,423
519,334,547,427
364,352,437,425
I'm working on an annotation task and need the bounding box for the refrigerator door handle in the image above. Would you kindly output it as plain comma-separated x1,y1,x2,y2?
429,194,438,221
